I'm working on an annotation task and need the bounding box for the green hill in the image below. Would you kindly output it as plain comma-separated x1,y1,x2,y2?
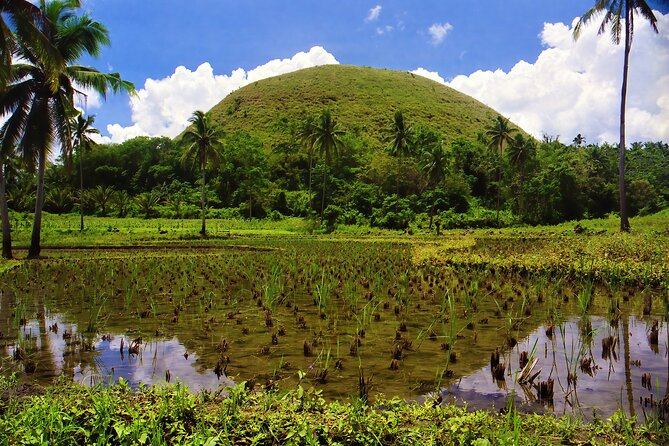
208,64,515,150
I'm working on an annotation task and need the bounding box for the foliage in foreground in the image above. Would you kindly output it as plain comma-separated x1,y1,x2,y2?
0,376,666,446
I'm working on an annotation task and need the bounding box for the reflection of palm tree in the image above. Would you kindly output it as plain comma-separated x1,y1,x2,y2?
574,0,661,232
621,318,635,417
485,115,516,226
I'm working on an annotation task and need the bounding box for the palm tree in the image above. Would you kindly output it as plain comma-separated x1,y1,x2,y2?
572,133,586,147
420,142,448,230
87,184,114,216
507,134,536,216
485,115,517,226
70,113,99,230
0,0,134,258
180,110,224,235
134,191,160,219
311,109,345,222
574,0,663,232
386,111,413,195
1,0,62,89
298,115,317,214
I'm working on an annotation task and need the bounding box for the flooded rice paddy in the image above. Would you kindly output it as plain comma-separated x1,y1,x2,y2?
1,241,667,420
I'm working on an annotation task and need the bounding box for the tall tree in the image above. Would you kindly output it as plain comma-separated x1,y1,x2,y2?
180,110,224,235
70,113,98,230
485,115,517,226
0,0,134,258
507,133,536,216
572,133,586,147
298,115,317,214
574,0,663,232
420,142,448,230
311,109,345,222
386,111,413,195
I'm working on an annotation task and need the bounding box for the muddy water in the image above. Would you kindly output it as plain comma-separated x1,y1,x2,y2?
0,244,666,419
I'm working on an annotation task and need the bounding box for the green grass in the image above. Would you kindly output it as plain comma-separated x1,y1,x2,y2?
208,64,507,151
0,376,665,445
3,211,668,287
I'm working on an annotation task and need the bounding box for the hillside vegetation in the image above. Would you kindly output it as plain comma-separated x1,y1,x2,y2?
209,64,505,150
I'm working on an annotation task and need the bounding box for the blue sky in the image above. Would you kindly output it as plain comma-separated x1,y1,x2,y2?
76,1,669,144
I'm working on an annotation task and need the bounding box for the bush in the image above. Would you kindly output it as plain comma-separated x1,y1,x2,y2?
439,204,520,229
370,195,414,230
207,208,242,219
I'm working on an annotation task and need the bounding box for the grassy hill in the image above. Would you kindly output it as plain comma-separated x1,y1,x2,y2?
208,64,515,150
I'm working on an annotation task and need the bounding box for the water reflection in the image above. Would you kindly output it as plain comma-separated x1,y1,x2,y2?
7,312,234,391
444,316,668,419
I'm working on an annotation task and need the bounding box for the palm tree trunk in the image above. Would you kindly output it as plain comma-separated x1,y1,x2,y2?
396,155,401,196
496,142,502,226
28,148,46,258
200,168,206,235
0,164,12,259
618,7,632,232
519,166,525,218
429,196,435,230
320,166,327,224
307,149,313,215
79,147,84,231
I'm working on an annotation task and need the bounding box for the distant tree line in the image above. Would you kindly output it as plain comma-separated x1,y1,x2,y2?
4,110,668,231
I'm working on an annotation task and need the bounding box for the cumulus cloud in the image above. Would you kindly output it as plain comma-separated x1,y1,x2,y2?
415,12,669,144
428,22,453,45
411,68,446,84
365,5,382,23
106,46,339,143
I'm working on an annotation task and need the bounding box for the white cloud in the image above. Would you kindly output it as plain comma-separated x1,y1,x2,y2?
105,46,339,143
417,12,669,144
365,5,382,23
411,68,446,84
428,22,453,45
376,25,394,35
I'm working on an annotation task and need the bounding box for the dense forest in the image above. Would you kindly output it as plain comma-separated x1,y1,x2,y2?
4,116,668,230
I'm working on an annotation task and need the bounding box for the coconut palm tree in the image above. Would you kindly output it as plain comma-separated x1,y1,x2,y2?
420,142,448,230
180,110,224,235
485,115,517,226
386,111,413,195
70,113,99,230
0,0,134,258
311,109,345,222
572,133,586,147
507,134,536,216
298,115,317,214
1,0,62,89
574,0,663,232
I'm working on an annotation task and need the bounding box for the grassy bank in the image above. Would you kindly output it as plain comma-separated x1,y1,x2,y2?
0,376,666,445
4,211,668,287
